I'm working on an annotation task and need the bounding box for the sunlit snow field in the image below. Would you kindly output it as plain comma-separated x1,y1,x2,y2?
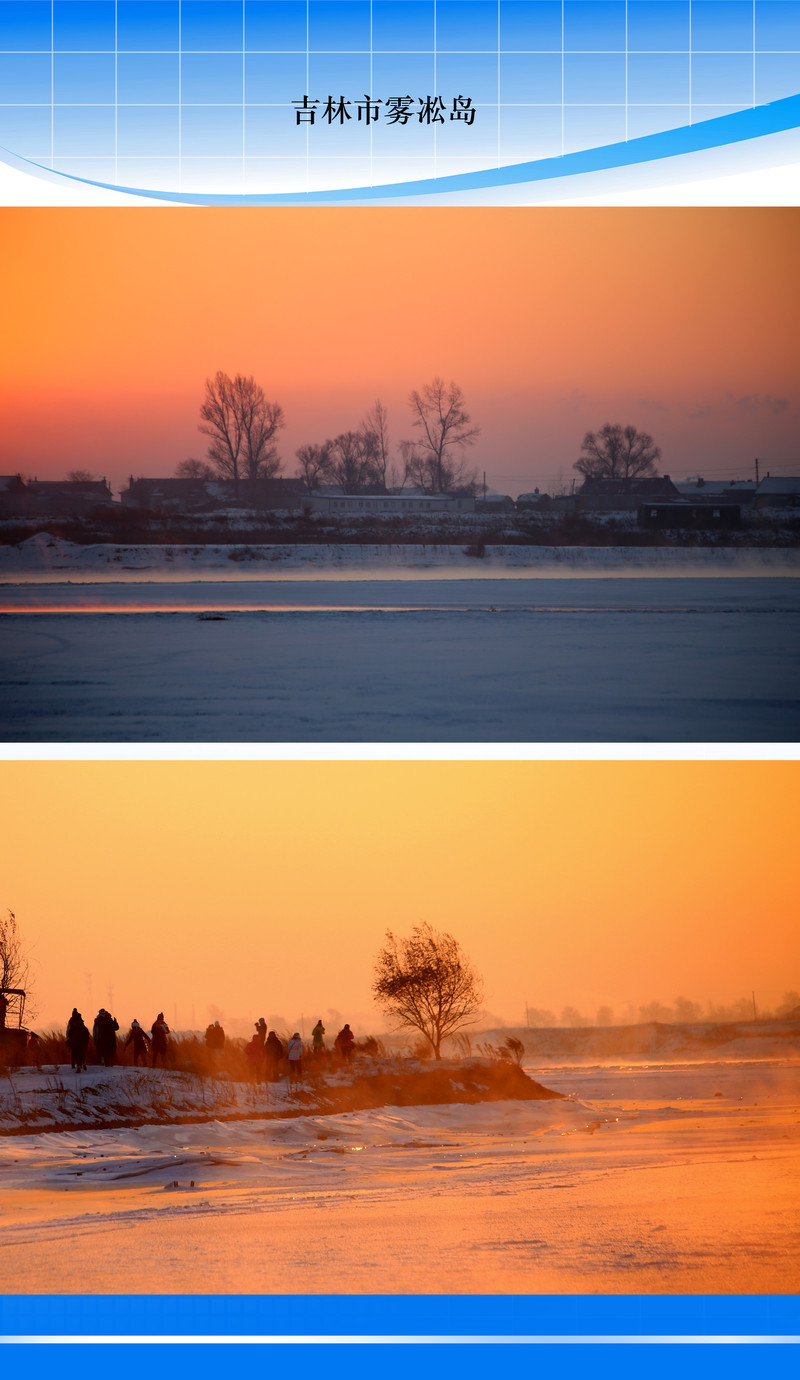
2,574,799,740
1,1060,797,1294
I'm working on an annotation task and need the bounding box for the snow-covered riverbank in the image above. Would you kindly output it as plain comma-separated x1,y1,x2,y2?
2,534,799,580
1,1060,796,1294
0,1059,559,1136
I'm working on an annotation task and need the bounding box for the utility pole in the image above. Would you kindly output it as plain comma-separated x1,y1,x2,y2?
754,457,759,484
752,990,757,1020
483,470,486,502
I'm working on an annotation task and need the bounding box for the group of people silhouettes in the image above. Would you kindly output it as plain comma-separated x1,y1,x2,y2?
64,1007,357,1082
66,1009,170,1070
245,1017,356,1082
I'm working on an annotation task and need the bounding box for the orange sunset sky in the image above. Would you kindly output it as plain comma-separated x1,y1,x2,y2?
1,207,798,494
3,760,797,1033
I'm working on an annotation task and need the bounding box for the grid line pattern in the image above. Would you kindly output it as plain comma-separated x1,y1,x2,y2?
0,0,798,194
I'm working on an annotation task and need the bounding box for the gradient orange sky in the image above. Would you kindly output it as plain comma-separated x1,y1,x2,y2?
1,208,797,494
3,760,797,1033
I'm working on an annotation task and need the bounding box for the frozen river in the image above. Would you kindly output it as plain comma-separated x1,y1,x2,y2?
1,576,799,740
1,1060,797,1294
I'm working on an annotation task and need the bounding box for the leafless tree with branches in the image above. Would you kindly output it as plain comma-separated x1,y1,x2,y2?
372,922,484,1060
198,371,285,497
574,424,661,480
403,378,479,493
362,400,395,490
0,911,34,1014
175,457,216,480
328,430,380,494
295,441,333,495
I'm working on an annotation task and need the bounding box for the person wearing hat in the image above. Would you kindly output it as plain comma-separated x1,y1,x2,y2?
66,1008,90,1071
94,1008,119,1067
335,1024,355,1063
124,1019,150,1066
204,1020,225,1060
287,1032,303,1082
311,1019,326,1059
264,1029,283,1082
253,1018,267,1079
151,1012,170,1067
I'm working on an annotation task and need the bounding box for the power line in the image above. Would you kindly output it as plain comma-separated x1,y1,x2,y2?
491,460,799,483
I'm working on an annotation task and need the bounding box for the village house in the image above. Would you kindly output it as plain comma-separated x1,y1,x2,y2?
122,476,306,513
25,479,114,514
638,501,742,530
303,491,476,515
674,478,757,505
577,476,680,512
752,477,800,511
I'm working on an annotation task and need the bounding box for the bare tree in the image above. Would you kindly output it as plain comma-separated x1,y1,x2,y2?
403,378,480,493
372,922,484,1060
238,376,285,485
362,400,393,491
198,371,285,497
175,457,216,480
0,911,33,1008
574,424,661,480
66,469,97,482
328,430,379,494
295,441,333,495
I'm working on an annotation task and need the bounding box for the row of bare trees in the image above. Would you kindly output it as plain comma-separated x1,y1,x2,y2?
178,371,663,498
179,373,481,497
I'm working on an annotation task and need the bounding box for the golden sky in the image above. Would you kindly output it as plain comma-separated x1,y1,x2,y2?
3,760,797,1032
1,208,797,491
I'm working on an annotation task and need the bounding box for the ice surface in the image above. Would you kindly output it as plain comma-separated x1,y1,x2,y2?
1,1060,797,1294
2,574,798,740
2,536,799,579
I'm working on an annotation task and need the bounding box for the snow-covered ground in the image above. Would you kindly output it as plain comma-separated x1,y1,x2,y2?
2,572,799,740
0,1058,555,1135
1,1059,796,1294
2,535,799,578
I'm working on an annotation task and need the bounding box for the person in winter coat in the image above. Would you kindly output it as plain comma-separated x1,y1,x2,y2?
93,1009,119,1067
287,1032,303,1082
204,1021,225,1058
124,1020,150,1066
151,1012,170,1068
335,1024,355,1062
264,1030,283,1082
245,1032,264,1081
66,1008,90,1071
311,1019,326,1058
252,1019,267,1080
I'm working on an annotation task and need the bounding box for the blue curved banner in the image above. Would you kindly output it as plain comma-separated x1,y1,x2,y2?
0,0,798,201
2,92,799,203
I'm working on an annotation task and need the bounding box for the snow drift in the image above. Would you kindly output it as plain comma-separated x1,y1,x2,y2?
0,1058,561,1136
